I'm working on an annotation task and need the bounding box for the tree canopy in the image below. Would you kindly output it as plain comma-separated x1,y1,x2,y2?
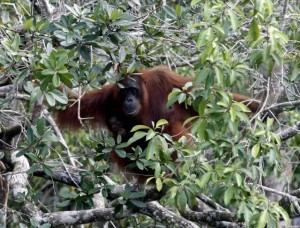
0,0,300,227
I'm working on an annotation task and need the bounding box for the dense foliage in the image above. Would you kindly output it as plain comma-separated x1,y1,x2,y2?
0,0,300,227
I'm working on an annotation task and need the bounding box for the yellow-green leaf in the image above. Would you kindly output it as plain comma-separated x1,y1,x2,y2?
156,178,163,191
251,143,261,158
257,209,269,228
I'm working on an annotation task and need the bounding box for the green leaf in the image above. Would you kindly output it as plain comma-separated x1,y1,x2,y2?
52,74,61,87
229,107,237,122
254,129,266,136
196,119,208,140
156,178,163,191
176,189,187,212
273,205,290,227
127,132,147,145
43,58,55,70
291,65,300,81
11,34,20,51
130,199,146,208
257,209,269,228
163,6,176,19
115,149,126,158
197,99,206,118
214,66,224,85
79,46,91,61
23,17,35,30
130,191,146,199
191,0,201,7
197,172,211,188
56,54,68,69
88,188,100,195
43,165,54,177
154,163,161,178
110,9,120,20
127,61,138,74
224,186,234,205
49,89,68,104
65,4,79,16
155,119,168,129
14,69,30,83
36,118,46,135
228,9,239,31
178,93,186,104
42,69,55,75
169,186,178,198
27,127,34,144
232,102,251,112
146,140,156,160
235,173,243,186
248,18,260,41
167,90,181,108
26,165,39,175
42,129,59,142
251,143,260,158
131,125,150,132
175,4,182,17
60,73,73,87
223,167,234,174
266,117,274,128
40,223,51,228
146,129,156,141
27,153,41,163
73,22,86,30
45,92,56,106
119,47,126,63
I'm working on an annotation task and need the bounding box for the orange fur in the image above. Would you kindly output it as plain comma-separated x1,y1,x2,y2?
56,66,260,181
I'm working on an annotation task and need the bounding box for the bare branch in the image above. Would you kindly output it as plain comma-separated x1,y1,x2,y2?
0,93,29,100
277,121,300,141
33,165,82,187
255,183,300,214
39,0,54,15
140,201,199,228
35,206,132,226
170,57,199,68
259,99,300,118
181,207,242,228
0,85,22,93
6,151,29,202
198,194,231,213
0,161,8,227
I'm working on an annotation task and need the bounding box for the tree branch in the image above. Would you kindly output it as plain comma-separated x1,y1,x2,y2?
182,207,242,228
0,161,8,227
39,0,54,15
198,194,231,213
33,165,82,187
140,201,199,228
6,151,29,202
277,121,300,141
35,206,132,226
263,99,300,117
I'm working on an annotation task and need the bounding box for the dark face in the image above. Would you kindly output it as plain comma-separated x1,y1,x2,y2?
120,77,142,117
108,116,127,136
